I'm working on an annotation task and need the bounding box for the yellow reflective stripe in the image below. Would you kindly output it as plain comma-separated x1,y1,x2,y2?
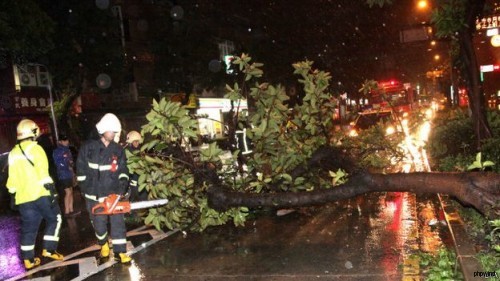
84,193,98,201
55,213,62,236
96,232,108,240
39,176,53,185
8,154,29,164
10,143,37,165
130,180,137,186
43,213,62,241
99,165,112,171
21,245,35,251
77,176,86,181
88,163,99,169
43,235,59,242
112,238,127,245
119,174,129,180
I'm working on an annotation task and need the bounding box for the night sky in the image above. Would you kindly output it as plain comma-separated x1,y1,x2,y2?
166,0,440,94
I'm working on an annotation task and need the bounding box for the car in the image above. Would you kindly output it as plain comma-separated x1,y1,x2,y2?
347,109,399,137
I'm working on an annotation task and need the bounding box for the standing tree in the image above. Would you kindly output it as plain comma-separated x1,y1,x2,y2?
431,0,492,149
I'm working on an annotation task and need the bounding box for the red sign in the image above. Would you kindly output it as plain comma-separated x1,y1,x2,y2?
0,88,50,115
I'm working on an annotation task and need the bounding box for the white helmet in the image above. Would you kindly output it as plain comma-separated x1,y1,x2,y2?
96,113,121,143
126,130,143,144
96,113,122,135
17,119,40,140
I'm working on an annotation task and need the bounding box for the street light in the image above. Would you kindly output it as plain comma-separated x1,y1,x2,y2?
417,0,429,10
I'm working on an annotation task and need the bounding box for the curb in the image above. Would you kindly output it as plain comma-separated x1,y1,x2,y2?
437,194,484,281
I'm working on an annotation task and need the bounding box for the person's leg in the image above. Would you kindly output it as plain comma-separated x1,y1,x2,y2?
39,196,63,259
65,187,73,214
85,199,110,257
109,213,127,253
110,213,131,263
18,201,43,261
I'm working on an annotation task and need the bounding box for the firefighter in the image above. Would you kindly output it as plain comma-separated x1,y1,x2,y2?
125,130,147,202
76,113,132,263
6,119,64,269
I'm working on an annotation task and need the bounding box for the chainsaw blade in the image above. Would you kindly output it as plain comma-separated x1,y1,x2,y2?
130,199,169,210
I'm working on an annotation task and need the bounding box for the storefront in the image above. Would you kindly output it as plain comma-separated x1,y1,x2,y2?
0,88,52,153
197,98,248,139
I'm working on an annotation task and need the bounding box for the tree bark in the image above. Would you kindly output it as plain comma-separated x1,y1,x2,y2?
208,172,499,219
460,0,492,149
207,146,499,219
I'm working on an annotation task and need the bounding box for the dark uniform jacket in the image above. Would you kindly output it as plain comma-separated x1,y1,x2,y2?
76,139,129,201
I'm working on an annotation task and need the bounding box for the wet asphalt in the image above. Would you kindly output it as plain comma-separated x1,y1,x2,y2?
1,189,454,281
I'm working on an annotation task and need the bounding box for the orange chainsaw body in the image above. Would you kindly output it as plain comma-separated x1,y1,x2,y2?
92,194,131,215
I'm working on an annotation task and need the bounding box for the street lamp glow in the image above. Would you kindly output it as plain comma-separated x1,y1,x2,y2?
434,54,440,61
417,0,428,10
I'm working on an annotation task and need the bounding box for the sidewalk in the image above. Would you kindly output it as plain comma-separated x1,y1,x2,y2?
438,194,486,281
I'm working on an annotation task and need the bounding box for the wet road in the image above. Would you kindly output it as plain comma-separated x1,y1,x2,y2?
81,192,449,281
0,191,450,280
1,113,452,280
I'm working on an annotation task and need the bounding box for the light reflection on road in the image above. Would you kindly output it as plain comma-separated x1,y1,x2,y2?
398,108,434,173
393,106,445,280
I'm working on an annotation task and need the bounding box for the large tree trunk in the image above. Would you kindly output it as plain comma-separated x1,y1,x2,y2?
207,146,499,219
460,0,492,149
208,172,499,218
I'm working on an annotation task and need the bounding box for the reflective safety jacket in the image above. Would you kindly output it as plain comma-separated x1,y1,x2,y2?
76,139,129,201
6,140,53,205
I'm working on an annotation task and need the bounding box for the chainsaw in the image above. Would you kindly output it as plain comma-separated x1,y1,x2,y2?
92,194,169,215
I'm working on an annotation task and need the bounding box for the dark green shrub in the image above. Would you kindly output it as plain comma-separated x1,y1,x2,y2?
428,109,474,169
428,109,500,171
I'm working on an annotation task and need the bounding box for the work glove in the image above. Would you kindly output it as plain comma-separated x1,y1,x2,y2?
44,183,58,205
119,179,130,198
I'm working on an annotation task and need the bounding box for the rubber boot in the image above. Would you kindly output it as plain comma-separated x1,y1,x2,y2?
115,253,132,263
100,242,110,258
24,257,41,269
42,249,64,261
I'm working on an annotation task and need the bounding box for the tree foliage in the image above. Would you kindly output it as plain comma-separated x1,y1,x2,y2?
129,54,498,233
129,54,347,232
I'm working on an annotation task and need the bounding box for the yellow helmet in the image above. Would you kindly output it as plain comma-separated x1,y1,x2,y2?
126,130,143,144
16,119,40,140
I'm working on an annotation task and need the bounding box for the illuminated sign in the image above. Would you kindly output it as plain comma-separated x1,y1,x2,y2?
486,28,499,37
476,15,500,30
480,64,500,72
198,98,247,112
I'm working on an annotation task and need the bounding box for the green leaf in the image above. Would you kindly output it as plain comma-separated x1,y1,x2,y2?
483,161,495,167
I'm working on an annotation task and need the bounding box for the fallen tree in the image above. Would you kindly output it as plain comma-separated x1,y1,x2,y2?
207,147,500,219
129,55,499,232
203,129,499,219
